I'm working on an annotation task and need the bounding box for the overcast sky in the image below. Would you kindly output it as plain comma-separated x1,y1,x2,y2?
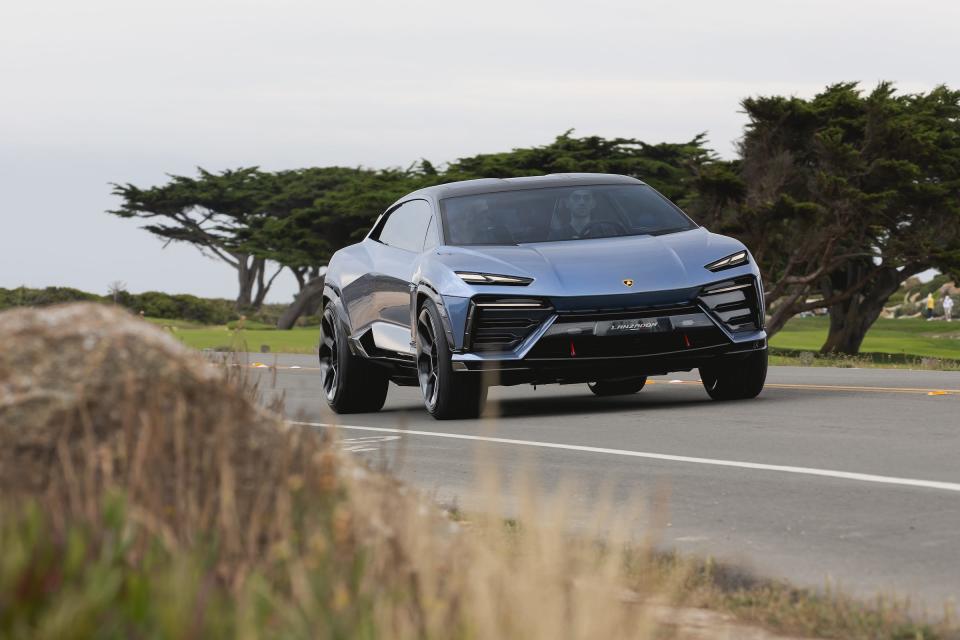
2,0,957,303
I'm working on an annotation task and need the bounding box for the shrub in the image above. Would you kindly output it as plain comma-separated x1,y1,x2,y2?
0,286,239,325
0,286,104,310
126,291,234,324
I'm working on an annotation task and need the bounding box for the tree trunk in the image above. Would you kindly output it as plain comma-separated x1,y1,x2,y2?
302,266,324,317
276,275,325,330
764,291,805,337
820,262,918,355
234,252,256,310
292,267,307,292
252,257,267,309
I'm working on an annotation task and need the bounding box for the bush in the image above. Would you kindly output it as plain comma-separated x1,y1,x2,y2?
0,287,241,325
125,291,234,325
0,286,104,310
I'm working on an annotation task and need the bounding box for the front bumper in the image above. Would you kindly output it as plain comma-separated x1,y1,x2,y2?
451,339,767,385
448,276,767,385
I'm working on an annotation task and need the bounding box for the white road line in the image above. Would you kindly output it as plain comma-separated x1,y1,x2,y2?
294,421,960,494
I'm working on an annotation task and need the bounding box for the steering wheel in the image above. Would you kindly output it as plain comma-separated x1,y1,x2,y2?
580,219,628,237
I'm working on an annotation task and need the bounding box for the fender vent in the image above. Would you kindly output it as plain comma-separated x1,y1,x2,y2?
698,277,763,333
465,298,553,352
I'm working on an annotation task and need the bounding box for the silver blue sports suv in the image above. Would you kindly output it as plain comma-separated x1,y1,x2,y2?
319,173,767,419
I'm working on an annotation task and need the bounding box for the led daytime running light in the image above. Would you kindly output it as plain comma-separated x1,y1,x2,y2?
456,272,533,285
705,251,748,272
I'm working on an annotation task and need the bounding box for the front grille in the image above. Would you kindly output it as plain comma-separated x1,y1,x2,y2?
555,304,701,322
464,298,553,352
526,328,728,359
698,277,762,333
529,304,728,359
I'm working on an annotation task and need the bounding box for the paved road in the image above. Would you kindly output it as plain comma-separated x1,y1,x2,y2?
241,353,960,608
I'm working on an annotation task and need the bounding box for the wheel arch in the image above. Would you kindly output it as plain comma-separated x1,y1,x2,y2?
320,282,357,358
413,281,457,351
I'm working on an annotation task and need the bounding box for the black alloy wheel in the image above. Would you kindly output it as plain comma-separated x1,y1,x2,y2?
699,349,767,401
319,304,389,413
319,307,340,402
416,306,442,410
416,300,486,419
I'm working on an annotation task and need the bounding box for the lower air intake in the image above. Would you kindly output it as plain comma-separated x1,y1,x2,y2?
464,298,553,352
698,277,763,333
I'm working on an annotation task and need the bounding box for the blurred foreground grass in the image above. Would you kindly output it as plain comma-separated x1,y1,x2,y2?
3,304,956,639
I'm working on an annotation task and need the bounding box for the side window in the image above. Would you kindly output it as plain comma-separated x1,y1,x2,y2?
376,200,433,252
422,215,438,250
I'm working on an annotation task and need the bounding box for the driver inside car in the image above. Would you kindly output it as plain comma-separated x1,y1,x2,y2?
549,189,596,240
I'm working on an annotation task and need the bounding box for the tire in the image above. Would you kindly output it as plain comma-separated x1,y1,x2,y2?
416,299,487,419
588,377,647,396
699,349,767,401
319,304,389,413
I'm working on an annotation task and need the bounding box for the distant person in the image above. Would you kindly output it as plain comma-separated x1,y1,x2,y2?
549,189,597,240
943,295,955,322
925,293,935,320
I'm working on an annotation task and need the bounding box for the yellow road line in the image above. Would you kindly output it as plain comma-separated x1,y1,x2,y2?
647,379,959,395
768,382,958,395
234,364,958,396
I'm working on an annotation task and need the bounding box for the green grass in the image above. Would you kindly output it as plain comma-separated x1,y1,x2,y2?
143,316,207,330
161,315,960,364
160,324,320,353
771,316,960,360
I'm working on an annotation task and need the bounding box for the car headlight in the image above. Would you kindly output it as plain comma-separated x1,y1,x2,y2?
456,272,533,285
704,251,748,272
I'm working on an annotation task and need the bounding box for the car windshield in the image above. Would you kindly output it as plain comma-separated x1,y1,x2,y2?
439,184,697,246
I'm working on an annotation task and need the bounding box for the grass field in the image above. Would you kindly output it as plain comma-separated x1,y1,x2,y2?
770,316,960,360
159,323,321,354
159,315,960,362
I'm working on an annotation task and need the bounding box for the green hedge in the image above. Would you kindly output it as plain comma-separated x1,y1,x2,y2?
0,287,262,326
115,291,235,325
0,286,103,308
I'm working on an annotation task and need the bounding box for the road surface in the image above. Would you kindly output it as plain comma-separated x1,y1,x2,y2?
240,353,960,608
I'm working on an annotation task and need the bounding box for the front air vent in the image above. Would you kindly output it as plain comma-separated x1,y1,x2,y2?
464,298,553,352
698,277,763,333
555,304,701,322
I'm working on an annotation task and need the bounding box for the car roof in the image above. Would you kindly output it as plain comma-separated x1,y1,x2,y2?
401,173,646,201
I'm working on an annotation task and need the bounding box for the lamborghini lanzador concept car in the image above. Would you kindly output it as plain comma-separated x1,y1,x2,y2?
319,174,767,419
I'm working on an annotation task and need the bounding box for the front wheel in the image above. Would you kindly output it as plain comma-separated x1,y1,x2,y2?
319,305,389,413
699,349,767,401
588,377,647,396
416,300,487,419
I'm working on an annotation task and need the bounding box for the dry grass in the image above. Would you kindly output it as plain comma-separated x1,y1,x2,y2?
0,303,956,639
0,304,671,638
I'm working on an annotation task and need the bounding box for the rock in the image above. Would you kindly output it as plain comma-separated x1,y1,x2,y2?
0,303,299,524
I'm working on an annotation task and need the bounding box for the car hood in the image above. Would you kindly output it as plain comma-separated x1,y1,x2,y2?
434,228,748,299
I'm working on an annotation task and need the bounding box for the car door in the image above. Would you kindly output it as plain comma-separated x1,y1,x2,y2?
356,199,435,354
